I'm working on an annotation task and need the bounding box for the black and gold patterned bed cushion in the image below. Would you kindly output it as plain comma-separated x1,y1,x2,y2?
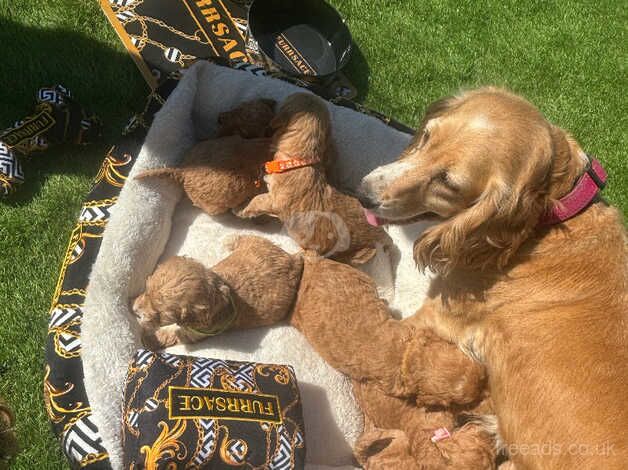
122,349,306,469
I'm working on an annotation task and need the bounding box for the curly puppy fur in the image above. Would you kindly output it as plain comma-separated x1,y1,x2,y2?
134,98,276,215
289,253,495,467
358,87,628,469
133,235,303,348
353,382,497,470
217,98,276,139
237,93,391,265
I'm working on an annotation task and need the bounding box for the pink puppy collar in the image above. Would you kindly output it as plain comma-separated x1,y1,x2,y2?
540,155,607,226
431,427,451,443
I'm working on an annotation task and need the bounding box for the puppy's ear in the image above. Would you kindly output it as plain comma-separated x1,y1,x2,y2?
269,113,288,132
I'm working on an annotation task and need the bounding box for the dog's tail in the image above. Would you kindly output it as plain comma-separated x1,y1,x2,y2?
134,167,183,183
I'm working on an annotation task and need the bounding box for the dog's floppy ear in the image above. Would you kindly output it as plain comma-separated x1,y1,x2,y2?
414,127,555,274
546,125,588,204
413,181,508,274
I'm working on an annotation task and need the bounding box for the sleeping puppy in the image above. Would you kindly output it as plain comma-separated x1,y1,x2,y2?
194,249,497,467
358,87,628,469
134,98,275,215
353,382,497,470
216,98,276,138
237,92,391,265
132,235,303,348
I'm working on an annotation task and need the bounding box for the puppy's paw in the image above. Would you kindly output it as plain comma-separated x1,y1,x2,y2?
142,326,180,350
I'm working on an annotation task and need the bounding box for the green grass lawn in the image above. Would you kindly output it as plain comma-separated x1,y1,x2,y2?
0,0,625,467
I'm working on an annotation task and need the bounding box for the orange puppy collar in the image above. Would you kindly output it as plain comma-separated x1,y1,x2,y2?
264,157,320,174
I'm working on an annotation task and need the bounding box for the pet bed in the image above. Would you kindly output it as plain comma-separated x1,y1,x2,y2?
45,61,435,469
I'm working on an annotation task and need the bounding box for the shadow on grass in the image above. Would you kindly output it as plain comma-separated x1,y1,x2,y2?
0,19,148,205
343,41,370,102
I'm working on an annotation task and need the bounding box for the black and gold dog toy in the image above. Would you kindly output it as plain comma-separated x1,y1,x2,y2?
0,85,101,196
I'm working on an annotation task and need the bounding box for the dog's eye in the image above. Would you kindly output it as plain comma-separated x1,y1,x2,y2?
434,171,460,192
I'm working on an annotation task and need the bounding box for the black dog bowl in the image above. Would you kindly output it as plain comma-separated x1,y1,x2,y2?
248,0,353,77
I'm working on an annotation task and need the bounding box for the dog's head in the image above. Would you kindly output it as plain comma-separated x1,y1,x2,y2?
132,256,231,330
217,98,276,139
271,92,332,165
359,88,586,274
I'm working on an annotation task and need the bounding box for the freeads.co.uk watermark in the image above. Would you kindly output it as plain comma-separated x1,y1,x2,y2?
505,441,616,457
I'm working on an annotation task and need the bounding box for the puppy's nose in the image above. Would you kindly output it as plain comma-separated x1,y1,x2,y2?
357,192,379,210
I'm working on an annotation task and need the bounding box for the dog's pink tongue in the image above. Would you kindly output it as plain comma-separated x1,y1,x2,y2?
364,209,386,227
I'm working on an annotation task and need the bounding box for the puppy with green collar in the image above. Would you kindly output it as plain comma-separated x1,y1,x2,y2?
133,235,303,349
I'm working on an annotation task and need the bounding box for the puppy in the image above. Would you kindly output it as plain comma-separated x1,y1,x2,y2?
133,235,303,348
135,98,275,215
353,382,497,470
358,87,628,469
238,92,390,265
216,98,276,138
195,248,496,467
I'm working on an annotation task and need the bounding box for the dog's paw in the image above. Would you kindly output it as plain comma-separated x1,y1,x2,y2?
142,326,180,350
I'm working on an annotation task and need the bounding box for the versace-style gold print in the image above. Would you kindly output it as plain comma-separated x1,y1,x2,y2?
94,146,132,188
140,420,188,470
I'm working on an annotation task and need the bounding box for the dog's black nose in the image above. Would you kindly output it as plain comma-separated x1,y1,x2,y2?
357,193,379,210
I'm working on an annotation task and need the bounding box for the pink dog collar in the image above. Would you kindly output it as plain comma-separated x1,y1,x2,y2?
539,155,607,226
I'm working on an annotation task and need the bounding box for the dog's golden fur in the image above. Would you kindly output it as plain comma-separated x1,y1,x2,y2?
359,87,628,469
134,99,275,215
133,236,303,348
238,92,390,265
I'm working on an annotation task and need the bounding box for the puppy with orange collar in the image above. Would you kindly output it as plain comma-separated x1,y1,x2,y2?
135,98,275,215
237,93,390,265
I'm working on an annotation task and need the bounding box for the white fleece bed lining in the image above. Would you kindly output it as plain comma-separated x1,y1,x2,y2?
81,62,433,469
